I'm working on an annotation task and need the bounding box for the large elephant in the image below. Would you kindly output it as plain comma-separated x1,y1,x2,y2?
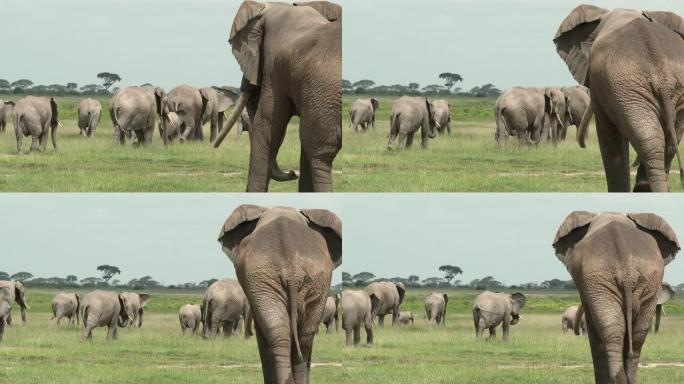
119,292,150,328
218,205,341,383
0,286,12,343
495,87,561,146
77,98,102,137
109,85,164,146
81,290,130,340
213,1,342,192
366,281,405,326
341,289,377,347
544,87,568,145
51,292,80,326
654,282,675,333
349,98,379,132
472,291,526,341
179,304,202,335
0,99,15,134
425,292,448,325
201,278,251,339
396,311,414,325
553,211,680,383
431,99,452,135
319,294,340,333
387,96,438,150
561,305,585,335
554,5,684,192
13,96,59,153
0,280,28,324
559,85,590,141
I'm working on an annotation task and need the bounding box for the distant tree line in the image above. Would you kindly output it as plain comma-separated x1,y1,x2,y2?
0,72,122,96
343,72,501,98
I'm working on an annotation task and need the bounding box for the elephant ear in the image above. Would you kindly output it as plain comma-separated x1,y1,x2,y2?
369,292,381,317
553,5,608,85
657,282,675,305
300,209,342,268
138,293,150,307
627,213,680,265
553,211,596,267
394,282,406,305
211,86,240,112
642,11,684,40
13,281,27,309
49,98,59,127
425,98,436,124
293,1,341,21
511,292,526,310
229,1,268,89
218,204,268,262
154,87,164,116
370,98,379,111
443,293,449,309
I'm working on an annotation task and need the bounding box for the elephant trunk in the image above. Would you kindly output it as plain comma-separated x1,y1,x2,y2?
655,304,662,333
270,159,298,182
213,91,250,148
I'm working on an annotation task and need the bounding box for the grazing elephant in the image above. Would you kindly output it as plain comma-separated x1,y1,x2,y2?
559,85,590,141
13,96,59,153
495,87,558,146
0,287,12,343
553,211,680,383
81,290,130,340
77,98,102,137
119,292,150,328
349,98,379,132
341,289,377,347
397,311,414,325
387,96,438,150
319,293,341,333
213,1,342,192
554,5,684,192
110,85,164,146
562,305,585,335
472,291,526,341
179,304,202,335
201,278,251,339
366,281,405,326
431,99,452,135
218,204,341,383
51,292,80,326
0,280,28,325
0,99,15,134
425,292,448,325
654,282,675,333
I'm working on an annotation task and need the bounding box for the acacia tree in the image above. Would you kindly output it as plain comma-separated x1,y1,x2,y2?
10,272,33,281
96,265,121,283
0,79,10,91
66,275,78,284
342,79,352,92
352,272,375,284
10,79,33,90
97,72,121,91
0,271,9,280
438,265,463,284
342,272,352,284
438,72,463,92
352,79,375,91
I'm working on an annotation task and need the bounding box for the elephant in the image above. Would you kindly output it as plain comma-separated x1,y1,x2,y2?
366,281,405,326
425,292,448,325
553,211,680,383
319,293,340,333
13,96,59,153
179,304,202,335
472,291,526,341
544,87,568,145
0,99,15,134
0,280,28,324
218,204,341,383
81,290,130,340
51,292,81,326
396,311,414,325
349,98,379,132
77,98,102,137
119,292,150,328
654,282,675,333
109,85,164,146
0,287,11,343
554,5,684,192
559,85,590,141
340,289,377,347
495,87,562,146
561,305,585,335
201,278,251,339
431,99,452,135
212,1,342,193
387,96,438,150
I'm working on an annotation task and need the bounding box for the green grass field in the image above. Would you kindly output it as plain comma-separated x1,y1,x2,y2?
2,288,683,383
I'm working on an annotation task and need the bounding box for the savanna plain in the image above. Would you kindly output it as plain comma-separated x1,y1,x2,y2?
2,288,683,383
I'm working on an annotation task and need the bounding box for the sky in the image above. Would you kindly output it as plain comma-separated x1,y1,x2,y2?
1,194,683,286
3,1,684,92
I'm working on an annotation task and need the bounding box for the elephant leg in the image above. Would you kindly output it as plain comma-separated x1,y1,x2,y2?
344,328,354,346
625,111,669,192
39,126,49,151
353,325,361,346
474,317,485,339
562,319,569,334
210,115,218,143
594,106,631,192
489,325,497,340
14,124,23,153
516,129,527,146
406,132,415,148
397,133,407,150
364,319,373,346
420,126,428,149
82,324,94,341
325,322,332,334
138,310,144,328
585,316,611,383
378,315,385,327
246,92,282,192
222,321,233,338
386,129,398,150
107,325,118,340
31,134,41,151
292,314,319,384
586,299,628,382
447,123,452,135
194,120,204,141
298,117,338,192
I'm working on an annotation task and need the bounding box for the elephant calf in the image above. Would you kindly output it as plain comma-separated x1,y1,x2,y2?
341,289,377,346
396,311,414,326
51,292,80,326
13,96,59,153
179,304,202,335
472,291,526,341
349,98,379,132
119,292,150,328
0,280,28,325
77,98,102,137
0,99,15,134
387,96,438,150
425,292,448,325
0,286,12,343
561,305,585,335
201,278,250,339
431,99,452,135
366,281,405,326
81,290,129,340
319,294,340,333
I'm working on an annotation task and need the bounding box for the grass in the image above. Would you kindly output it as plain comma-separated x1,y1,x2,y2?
2,288,683,383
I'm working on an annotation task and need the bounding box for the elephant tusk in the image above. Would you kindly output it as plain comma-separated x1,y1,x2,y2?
57,122,63,128
662,307,667,317
555,114,565,128
518,315,524,320
213,91,250,148
434,121,441,129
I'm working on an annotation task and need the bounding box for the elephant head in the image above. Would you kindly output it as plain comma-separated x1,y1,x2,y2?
369,292,381,319
395,282,406,305
509,292,526,325
116,294,130,327
443,293,449,317
543,87,566,144
370,98,379,112
425,99,438,138
118,293,150,327
334,292,341,314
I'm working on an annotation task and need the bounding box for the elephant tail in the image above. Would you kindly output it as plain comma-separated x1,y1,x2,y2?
389,112,400,137
577,102,593,148
82,305,89,329
495,106,510,137
662,97,684,188
51,302,57,319
287,282,303,363
623,287,634,363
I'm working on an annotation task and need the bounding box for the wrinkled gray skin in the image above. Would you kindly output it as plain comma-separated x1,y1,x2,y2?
472,291,526,341
319,293,340,333
366,281,405,326
77,98,102,137
554,5,684,192
81,290,129,340
51,292,80,326
341,289,377,346
0,287,12,343
425,292,448,325
201,278,251,339
396,311,414,325
654,282,675,333
432,99,452,135
213,1,342,192
179,304,202,335
562,305,585,335
349,98,378,132
0,100,15,134
109,85,164,146
495,87,561,146
553,211,680,383
219,205,341,383
559,85,590,141
387,96,438,150
0,280,28,325
119,292,150,328
13,96,59,153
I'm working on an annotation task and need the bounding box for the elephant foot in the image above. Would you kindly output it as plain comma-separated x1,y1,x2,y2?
271,169,298,182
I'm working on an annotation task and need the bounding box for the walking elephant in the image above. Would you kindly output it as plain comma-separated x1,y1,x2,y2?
387,96,438,150
81,290,130,340
554,5,684,192
0,286,12,343
349,98,379,132
51,292,80,326
654,282,675,333
179,304,202,335
425,292,448,325
119,292,150,328
319,293,340,333
561,305,585,335
77,98,102,137
432,99,452,135
213,1,342,192
544,87,568,145
366,281,405,326
472,291,526,341
201,278,251,339
559,85,590,141
13,96,59,153
110,85,164,146
0,280,28,325
0,99,15,134
495,87,560,146
397,311,414,325
341,289,377,347
553,211,680,383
